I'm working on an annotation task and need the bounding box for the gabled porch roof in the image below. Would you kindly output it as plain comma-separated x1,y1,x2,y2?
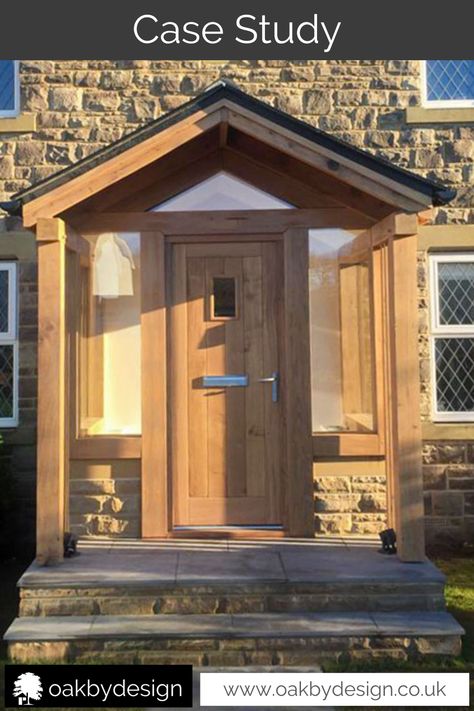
1,79,455,227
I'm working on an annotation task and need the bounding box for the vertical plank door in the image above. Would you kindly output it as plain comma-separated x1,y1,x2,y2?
170,241,283,526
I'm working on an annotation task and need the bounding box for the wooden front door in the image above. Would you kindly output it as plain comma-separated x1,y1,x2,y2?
170,241,283,527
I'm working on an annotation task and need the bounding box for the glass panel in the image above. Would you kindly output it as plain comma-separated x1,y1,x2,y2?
438,261,474,326
426,60,474,102
0,61,15,113
152,172,293,211
0,344,14,418
212,277,237,318
435,337,474,413
309,229,375,433
0,269,9,333
79,232,141,435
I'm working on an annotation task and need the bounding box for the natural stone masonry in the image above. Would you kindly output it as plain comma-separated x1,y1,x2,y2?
18,580,446,617
422,441,474,547
314,474,387,535
69,477,140,538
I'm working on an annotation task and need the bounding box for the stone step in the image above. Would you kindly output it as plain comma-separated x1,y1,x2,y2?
5,611,463,664
19,580,446,617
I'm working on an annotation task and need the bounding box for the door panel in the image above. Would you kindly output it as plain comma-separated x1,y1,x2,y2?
170,241,282,526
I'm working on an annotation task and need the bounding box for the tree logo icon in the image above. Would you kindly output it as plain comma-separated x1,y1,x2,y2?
12,672,43,706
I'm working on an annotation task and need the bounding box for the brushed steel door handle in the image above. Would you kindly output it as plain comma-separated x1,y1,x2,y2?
257,371,279,402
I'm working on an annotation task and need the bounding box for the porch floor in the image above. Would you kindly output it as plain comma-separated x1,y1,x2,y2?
19,536,444,588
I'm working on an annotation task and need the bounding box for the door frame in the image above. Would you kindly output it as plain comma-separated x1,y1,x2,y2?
168,238,284,531
139,215,314,538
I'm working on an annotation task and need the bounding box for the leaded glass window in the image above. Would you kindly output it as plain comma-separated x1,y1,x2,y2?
0,61,19,117
423,60,474,107
430,254,474,421
0,263,18,426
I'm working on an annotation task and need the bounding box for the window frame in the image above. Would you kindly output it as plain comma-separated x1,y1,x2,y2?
429,252,474,422
0,60,20,118
421,60,474,109
0,262,19,428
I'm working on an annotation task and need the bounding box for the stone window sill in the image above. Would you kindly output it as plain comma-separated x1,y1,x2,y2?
406,106,474,124
422,422,474,441
0,114,36,133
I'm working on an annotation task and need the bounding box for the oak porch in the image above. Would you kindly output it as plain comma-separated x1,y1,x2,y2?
11,80,447,566
34,207,424,564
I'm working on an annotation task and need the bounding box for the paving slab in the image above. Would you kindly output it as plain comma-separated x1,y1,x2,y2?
4,616,94,641
90,614,233,638
370,611,465,637
229,612,376,637
176,549,287,583
19,549,179,588
17,537,445,590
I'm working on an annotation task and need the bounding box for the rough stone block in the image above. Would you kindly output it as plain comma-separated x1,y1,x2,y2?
99,597,155,615
314,477,350,494
314,514,352,535
413,635,462,656
357,494,386,513
9,642,70,663
48,88,82,111
432,492,464,517
423,466,448,490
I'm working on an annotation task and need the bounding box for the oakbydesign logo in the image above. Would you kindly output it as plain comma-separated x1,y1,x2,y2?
13,672,43,706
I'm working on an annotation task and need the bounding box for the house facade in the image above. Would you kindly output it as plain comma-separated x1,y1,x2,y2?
0,59,473,557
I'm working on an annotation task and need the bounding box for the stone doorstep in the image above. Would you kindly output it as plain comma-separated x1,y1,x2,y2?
4,611,464,643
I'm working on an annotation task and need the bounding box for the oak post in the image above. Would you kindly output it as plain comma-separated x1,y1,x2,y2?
387,233,425,561
283,228,314,536
141,232,168,536
36,218,67,564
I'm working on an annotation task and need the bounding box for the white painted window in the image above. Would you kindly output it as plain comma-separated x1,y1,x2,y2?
0,263,18,427
0,61,20,117
151,172,293,211
422,60,474,108
430,253,474,421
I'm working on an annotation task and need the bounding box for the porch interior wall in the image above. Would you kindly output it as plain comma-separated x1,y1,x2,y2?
69,459,141,538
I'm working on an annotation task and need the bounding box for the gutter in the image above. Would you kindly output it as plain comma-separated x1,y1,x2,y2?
0,200,22,217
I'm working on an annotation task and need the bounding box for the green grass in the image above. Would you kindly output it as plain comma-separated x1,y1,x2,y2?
437,556,474,668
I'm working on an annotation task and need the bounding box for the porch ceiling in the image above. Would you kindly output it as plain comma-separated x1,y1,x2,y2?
1,79,455,228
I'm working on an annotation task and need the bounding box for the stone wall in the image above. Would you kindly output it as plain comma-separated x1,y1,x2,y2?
0,60,473,547
313,459,387,536
69,461,141,538
0,60,472,225
423,442,474,547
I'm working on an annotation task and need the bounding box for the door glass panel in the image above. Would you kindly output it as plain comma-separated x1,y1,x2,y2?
309,229,375,433
78,232,141,436
212,276,237,319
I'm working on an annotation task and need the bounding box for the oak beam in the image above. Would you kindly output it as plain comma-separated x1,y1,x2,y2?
70,209,374,235
283,228,314,536
36,218,67,564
